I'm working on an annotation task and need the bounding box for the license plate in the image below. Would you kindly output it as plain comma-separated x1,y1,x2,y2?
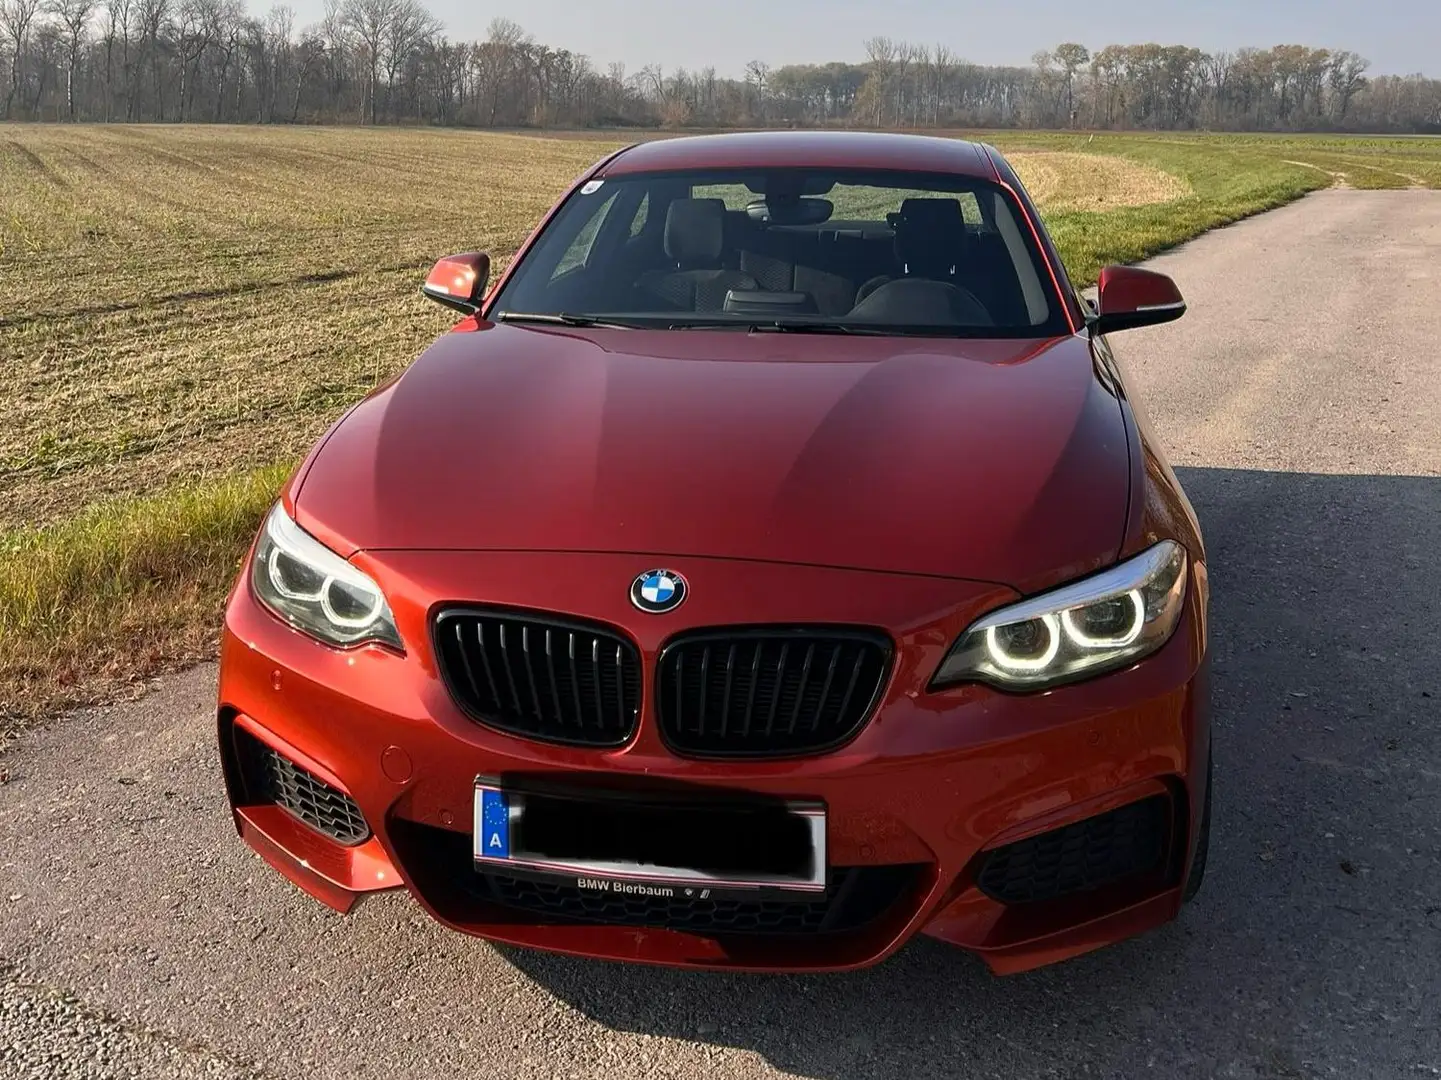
473,779,827,900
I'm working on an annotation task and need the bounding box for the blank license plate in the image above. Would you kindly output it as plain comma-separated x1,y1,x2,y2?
473,780,827,899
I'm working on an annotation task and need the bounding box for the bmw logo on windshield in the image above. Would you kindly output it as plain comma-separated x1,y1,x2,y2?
630,569,687,614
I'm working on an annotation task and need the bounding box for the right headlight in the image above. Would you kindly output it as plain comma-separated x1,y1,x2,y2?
930,541,1188,692
250,502,402,650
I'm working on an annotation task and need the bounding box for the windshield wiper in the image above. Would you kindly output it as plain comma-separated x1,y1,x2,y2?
744,320,880,335
660,318,883,335
664,318,966,337
751,321,1000,338
497,313,977,337
493,311,639,329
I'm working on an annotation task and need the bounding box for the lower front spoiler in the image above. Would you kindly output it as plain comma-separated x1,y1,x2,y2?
234,799,1186,975
227,713,399,913
225,710,1191,974
955,891,1185,976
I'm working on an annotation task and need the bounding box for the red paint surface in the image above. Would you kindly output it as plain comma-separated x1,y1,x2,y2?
1098,265,1186,314
292,329,1130,596
600,130,996,179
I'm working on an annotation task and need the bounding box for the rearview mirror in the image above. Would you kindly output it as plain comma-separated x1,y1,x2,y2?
422,252,491,314
1092,266,1185,335
745,197,834,226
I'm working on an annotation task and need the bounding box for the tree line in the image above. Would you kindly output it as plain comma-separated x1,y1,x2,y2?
2,0,1439,133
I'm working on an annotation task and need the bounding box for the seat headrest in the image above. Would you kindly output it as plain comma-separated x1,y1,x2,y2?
898,197,966,225
893,198,970,275
664,198,727,265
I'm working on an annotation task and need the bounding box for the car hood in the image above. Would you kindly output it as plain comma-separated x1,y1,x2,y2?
293,323,1131,590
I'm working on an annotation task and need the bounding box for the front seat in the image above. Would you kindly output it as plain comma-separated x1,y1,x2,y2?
854,198,981,306
635,198,758,312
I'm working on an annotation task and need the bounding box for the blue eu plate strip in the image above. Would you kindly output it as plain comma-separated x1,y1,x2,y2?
479,787,510,859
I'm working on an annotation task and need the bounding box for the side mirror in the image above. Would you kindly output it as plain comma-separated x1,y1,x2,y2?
1092,266,1186,335
422,252,491,314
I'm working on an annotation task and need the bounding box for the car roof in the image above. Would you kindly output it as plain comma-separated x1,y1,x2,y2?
598,130,999,180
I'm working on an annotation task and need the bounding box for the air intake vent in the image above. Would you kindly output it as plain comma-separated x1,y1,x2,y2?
240,731,370,847
435,610,642,747
475,864,921,935
977,795,1169,905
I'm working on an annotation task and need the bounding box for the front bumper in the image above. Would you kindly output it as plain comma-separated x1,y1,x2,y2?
217,549,1209,975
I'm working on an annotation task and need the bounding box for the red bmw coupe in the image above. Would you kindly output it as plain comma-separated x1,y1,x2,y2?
216,131,1210,975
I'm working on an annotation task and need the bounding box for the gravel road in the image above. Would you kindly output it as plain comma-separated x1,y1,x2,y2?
2,189,1439,1079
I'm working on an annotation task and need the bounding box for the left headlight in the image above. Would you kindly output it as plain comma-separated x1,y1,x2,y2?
931,541,1188,692
250,503,402,650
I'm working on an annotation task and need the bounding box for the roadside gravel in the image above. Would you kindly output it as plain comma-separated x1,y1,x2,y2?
1,962,268,1079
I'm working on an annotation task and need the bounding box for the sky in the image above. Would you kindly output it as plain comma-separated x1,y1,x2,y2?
289,0,1439,79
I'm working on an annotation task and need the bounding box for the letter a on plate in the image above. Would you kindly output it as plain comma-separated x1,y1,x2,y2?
481,789,509,858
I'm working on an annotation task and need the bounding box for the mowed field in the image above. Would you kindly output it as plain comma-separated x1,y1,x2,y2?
0,126,622,528
2,124,1440,733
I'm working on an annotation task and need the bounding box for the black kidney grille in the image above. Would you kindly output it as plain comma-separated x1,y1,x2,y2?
977,795,1169,905
258,745,370,847
436,611,642,747
473,864,922,936
657,630,892,757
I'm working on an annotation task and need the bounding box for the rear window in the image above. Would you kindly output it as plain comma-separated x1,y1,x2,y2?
690,183,984,226
490,167,1068,338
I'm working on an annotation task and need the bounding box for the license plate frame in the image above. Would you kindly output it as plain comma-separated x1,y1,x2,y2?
472,777,828,901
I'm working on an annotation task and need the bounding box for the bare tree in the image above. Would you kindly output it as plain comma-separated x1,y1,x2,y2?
484,15,522,47
210,1,240,119
1052,42,1089,125
258,4,291,119
743,58,768,121
341,0,390,122
174,0,219,119
861,36,896,126
379,0,431,120
891,42,916,127
1200,50,1232,127
287,27,318,120
1030,49,1062,124
133,0,169,120
1328,50,1369,122
46,0,94,118
99,0,130,119
1,0,43,117
929,44,955,124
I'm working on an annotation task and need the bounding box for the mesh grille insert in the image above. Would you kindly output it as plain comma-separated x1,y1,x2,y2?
473,864,922,936
386,819,929,944
248,737,370,847
977,795,1169,905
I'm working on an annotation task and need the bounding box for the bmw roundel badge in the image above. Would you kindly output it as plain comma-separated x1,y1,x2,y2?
630,569,687,614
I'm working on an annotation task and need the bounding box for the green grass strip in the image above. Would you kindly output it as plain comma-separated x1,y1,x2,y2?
0,463,289,636
0,464,290,733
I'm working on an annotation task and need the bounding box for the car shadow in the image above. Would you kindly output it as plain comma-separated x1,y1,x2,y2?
500,467,1441,1079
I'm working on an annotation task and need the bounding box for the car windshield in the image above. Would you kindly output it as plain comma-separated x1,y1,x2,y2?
487,167,1070,338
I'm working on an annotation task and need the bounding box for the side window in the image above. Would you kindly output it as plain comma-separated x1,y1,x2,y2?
552,188,620,279
955,193,983,225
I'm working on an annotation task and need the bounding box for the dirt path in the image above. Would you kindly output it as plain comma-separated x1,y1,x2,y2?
3,189,1440,1079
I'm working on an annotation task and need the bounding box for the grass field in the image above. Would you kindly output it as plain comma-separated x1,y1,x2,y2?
2,124,1440,736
